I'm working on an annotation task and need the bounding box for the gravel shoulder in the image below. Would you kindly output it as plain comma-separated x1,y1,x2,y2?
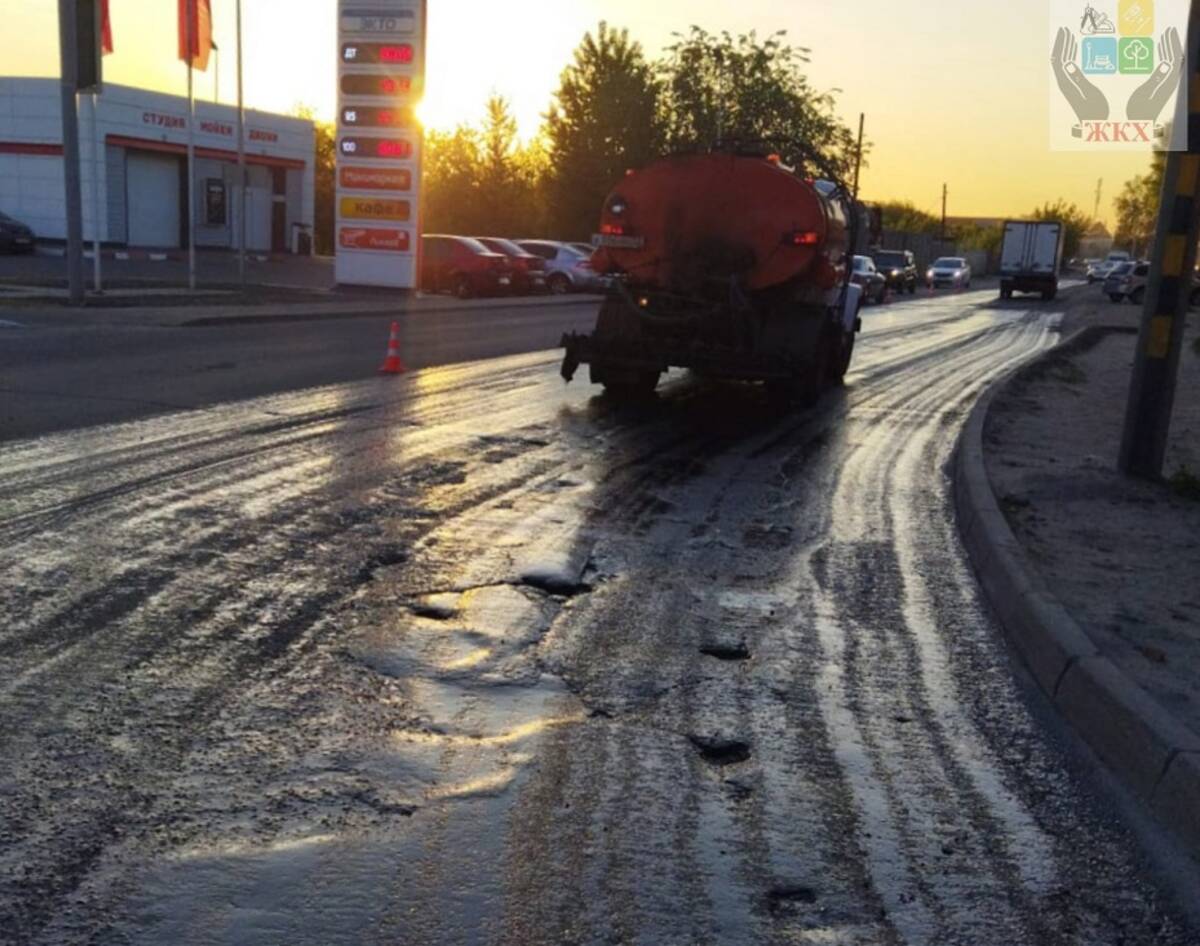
984,294,1200,740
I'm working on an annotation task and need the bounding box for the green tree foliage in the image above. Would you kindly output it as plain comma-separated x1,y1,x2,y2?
422,97,549,237
422,125,483,234
543,22,663,239
659,28,861,181
878,201,940,234
309,22,865,245
294,105,336,255
1029,199,1093,261
953,221,1003,256
1114,153,1166,256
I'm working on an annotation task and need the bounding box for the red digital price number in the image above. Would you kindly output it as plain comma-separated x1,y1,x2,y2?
340,74,413,96
339,137,413,159
341,43,414,65
342,106,414,128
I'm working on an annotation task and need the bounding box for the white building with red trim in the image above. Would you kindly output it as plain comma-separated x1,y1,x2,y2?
0,78,315,253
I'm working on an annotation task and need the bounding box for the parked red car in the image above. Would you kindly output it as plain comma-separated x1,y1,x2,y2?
475,237,547,295
421,235,513,298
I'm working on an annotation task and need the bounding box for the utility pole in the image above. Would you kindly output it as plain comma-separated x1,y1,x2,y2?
1118,4,1200,478
852,113,865,200
1094,178,1104,222
57,0,85,305
941,183,948,240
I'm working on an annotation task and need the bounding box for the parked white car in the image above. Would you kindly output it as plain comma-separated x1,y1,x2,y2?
926,257,972,289
516,240,611,294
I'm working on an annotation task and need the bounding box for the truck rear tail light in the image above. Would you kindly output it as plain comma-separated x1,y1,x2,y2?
786,230,820,246
600,223,626,236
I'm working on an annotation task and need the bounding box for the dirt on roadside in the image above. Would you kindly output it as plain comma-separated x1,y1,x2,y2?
985,296,1200,737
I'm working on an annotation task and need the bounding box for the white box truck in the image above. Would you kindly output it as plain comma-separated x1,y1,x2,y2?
999,220,1064,301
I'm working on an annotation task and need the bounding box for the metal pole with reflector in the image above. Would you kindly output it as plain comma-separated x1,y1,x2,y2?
1119,1,1200,478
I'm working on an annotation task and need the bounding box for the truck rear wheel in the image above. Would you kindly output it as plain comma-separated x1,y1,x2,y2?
768,331,832,409
828,330,856,387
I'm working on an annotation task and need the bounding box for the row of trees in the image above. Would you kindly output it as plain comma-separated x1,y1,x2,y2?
309,24,864,253
877,199,1096,261
315,18,1162,261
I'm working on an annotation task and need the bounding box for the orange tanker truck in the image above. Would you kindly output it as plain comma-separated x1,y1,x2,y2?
560,149,864,405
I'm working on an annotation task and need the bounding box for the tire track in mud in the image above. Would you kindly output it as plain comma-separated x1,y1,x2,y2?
803,322,1055,943
482,320,1041,942
486,315,1191,945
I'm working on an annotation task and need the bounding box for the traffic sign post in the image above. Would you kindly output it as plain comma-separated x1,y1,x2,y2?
335,2,425,289
1118,3,1200,478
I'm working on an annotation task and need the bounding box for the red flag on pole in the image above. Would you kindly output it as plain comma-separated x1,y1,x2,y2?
178,0,213,71
101,0,113,54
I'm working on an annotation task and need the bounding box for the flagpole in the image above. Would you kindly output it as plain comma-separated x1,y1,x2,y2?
236,0,245,285
186,0,196,292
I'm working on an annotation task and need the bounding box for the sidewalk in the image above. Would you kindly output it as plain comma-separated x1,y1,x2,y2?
956,289,1200,860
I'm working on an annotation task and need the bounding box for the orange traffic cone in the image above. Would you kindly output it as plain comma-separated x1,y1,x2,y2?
379,321,407,375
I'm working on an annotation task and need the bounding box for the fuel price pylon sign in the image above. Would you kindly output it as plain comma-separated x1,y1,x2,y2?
335,1,425,288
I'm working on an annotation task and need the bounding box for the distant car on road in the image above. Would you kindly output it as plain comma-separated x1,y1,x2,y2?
851,255,888,304
871,249,918,294
421,235,513,299
516,240,610,294
1088,250,1132,283
475,237,547,296
927,256,972,289
1104,260,1149,304
0,211,35,254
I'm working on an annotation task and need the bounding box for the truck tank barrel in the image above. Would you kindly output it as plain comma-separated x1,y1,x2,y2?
593,152,849,296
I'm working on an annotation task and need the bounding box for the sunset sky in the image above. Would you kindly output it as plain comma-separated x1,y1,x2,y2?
4,0,1160,227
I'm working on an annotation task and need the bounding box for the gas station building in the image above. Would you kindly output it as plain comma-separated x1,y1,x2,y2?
0,78,315,253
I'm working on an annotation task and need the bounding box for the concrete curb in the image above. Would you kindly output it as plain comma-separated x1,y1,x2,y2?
954,325,1200,863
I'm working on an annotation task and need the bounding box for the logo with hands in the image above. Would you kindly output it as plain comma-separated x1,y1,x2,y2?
1051,19,1185,141
1052,28,1111,122
1126,27,1184,120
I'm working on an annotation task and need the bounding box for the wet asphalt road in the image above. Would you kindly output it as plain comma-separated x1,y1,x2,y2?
0,289,1195,945
0,299,600,442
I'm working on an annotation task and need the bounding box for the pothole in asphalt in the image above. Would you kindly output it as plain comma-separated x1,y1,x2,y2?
689,735,752,766
766,885,819,914
519,571,593,597
355,546,408,584
699,642,751,662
